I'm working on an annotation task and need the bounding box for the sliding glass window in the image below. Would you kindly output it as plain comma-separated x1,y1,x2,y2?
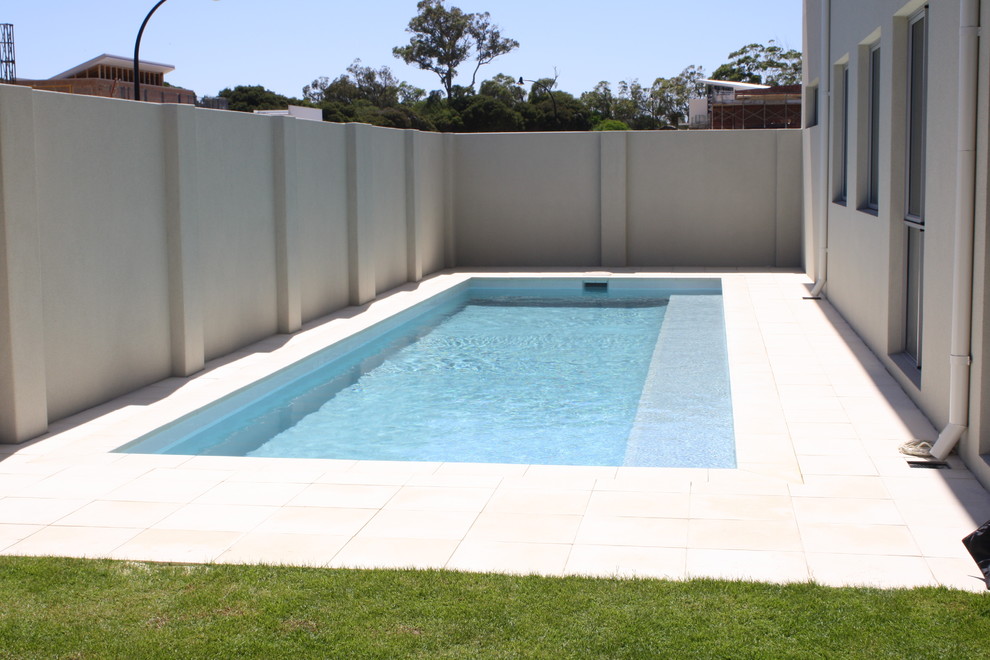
835,64,849,203
904,7,927,368
867,45,881,210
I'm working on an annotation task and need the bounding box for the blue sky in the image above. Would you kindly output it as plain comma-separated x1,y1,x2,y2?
4,1,803,98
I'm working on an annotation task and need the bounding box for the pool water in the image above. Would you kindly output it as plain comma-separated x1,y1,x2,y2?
117,279,736,468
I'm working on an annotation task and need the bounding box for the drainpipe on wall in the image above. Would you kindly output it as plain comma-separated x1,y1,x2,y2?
926,0,981,460
809,0,831,298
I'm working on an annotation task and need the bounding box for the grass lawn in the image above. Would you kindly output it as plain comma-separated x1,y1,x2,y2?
0,556,987,658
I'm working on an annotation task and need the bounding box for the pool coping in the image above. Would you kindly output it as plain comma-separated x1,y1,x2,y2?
1,269,989,591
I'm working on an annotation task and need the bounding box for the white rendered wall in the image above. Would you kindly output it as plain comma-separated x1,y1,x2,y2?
453,130,803,268
0,83,803,442
803,0,990,483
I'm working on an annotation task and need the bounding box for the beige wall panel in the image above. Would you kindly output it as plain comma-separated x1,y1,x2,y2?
294,120,350,322
369,127,409,293
194,110,279,360
32,92,172,420
628,130,778,266
453,133,601,267
414,132,447,275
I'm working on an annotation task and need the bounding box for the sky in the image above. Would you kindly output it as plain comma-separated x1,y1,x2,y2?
3,1,804,99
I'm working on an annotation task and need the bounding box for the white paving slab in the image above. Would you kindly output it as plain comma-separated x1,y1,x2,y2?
0,270,988,592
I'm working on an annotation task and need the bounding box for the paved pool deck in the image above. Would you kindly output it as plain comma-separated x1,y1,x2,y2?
2,269,989,592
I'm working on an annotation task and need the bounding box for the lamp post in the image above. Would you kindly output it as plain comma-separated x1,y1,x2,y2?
517,77,559,125
133,0,219,102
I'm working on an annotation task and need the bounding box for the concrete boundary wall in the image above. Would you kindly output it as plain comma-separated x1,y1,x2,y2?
0,84,446,442
453,129,803,268
0,83,802,442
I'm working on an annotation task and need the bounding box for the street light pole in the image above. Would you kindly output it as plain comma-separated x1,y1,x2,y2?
133,0,170,102
133,0,219,102
517,77,559,125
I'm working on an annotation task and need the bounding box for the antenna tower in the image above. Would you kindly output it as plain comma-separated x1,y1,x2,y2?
0,24,15,82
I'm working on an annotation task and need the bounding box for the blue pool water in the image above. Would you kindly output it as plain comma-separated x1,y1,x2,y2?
117,279,736,468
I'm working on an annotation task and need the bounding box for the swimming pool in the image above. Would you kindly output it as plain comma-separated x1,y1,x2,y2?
116,278,736,468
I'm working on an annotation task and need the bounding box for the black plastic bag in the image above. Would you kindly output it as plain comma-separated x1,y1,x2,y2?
962,520,990,590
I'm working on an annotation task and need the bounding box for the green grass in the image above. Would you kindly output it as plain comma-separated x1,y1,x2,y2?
0,557,988,659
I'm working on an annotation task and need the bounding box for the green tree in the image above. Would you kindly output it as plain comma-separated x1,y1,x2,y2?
393,0,518,100
580,81,617,122
593,119,630,131
479,73,525,105
712,41,801,85
649,65,706,126
304,60,422,108
219,85,301,113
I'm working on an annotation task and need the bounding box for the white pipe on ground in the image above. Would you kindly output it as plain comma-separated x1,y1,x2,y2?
929,0,980,460
810,0,831,298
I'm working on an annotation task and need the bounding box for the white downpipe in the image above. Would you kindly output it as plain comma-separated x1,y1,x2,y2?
929,0,980,460
810,0,831,298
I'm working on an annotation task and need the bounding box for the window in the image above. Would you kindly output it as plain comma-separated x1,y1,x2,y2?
867,45,881,210
806,84,819,128
903,7,927,368
906,10,927,222
834,64,849,203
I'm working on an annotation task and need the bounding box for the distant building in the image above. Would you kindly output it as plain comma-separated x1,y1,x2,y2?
253,105,323,121
689,79,802,130
16,53,197,104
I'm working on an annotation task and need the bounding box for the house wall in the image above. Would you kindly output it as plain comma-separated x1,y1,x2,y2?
0,82,803,443
803,0,990,484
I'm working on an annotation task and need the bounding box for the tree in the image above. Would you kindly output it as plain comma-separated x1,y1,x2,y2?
580,81,617,122
479,73,525,105
219,85,300,113
393,0,518,100
712,41,801,86
650,65,706,126
304,60,422,108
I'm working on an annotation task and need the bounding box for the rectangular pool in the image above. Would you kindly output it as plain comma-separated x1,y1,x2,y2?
116,278,736,468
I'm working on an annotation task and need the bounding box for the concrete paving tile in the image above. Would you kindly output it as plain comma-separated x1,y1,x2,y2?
925,557,988,593
384,486,495,513
3,526,141,558
485,489,592,515
0,498,89,525
57,500,180,528
103,478,219,503
798,522,920,556
807,553,937,589
110,529,242,563
797,455,878,476
467,512,582,544
194,481,308,507
446,540,570,576
576,516,688,547
788,476,890,499
0,473,46,497
0,523,44,550
217,532,349,566
792,497,903,525
686,549,809,583
329,537,459,570
584,491,689,518
288,484,400,509
254,506,376,536
908,525,974,559
356,509,478,541
152,504,279,533
690,494,794,521
565,545,686,579
431,462,529,478
688,519,803,552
